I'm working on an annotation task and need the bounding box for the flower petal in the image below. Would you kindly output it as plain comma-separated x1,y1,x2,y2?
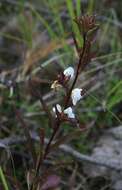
53,104,62,113
63,67,74,78
71,88,83,105
64,107,75,119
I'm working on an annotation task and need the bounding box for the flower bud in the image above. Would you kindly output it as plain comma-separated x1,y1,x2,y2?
75,15,98,34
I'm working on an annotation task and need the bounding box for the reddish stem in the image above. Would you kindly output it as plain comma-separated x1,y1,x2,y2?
43,120,60,159
64,34,86,108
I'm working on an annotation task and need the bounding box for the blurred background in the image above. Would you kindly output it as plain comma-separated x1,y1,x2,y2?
0,0,122,189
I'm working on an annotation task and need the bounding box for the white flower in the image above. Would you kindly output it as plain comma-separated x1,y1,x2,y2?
64,107,75,119
71,88,83,105
63,67,74,79
53,104,62,113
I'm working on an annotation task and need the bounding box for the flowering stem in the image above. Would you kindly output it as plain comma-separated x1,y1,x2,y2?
30,121,61,190
64,34,86,108
43,120,61,159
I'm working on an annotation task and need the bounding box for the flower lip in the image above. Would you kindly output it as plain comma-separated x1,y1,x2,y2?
71,88,83,106
64,107,75,119
53,104,62,114
63,67,74,79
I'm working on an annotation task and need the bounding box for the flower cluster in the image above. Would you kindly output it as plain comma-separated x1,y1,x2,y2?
53,104,75,119
51,67,74,90
51,15,98,126
75,15,99,34
52,67,83,122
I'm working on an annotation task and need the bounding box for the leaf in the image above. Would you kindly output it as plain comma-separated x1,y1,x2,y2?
30,5,56,39
76,0,81,17
18,11,33,48
107,88,122,109
41,175,60,190
107,81,122,109
66,0,83,46
0,167,9,190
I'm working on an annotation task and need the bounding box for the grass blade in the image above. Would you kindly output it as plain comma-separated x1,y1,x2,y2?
0,166,9,190
76,0,81,17
66,0,83,46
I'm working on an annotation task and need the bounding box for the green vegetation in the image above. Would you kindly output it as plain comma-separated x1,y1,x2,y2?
0,0,122,189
